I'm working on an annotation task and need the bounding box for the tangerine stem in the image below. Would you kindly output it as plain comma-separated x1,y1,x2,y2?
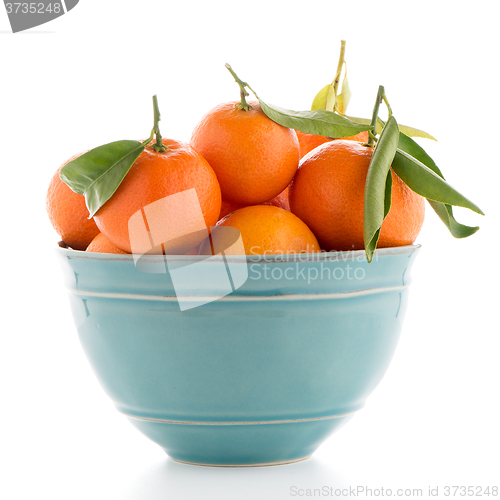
382,92,393,118
326,40,346,112
141,129,155,148
225,63,252,111
152,95,167,152
368,85,385,147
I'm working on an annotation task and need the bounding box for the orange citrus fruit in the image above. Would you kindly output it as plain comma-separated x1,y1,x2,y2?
289,140,425,251
219,185,291,219
296,130,369,159
94,138,221,254
191,101,299,205
200,205,320,255
263,185,290,212
46,153,100,250
219,199,242,220
86,233,128,254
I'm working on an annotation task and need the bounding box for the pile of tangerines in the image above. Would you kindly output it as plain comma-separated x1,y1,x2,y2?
46,106,424,257
47,50,470,260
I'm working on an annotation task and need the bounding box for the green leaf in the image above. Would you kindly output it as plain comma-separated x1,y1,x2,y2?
396,131,442,174
311,84,330,111
59,140,146,218
392,149,484,216
395,132,480,237
346,115,437,140
258,100,372,138
427,200,479,238
363,115,400,263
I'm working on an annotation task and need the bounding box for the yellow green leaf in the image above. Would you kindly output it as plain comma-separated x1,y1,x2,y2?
346,116,436,140
325,85,336,112
335,74,352,115
311,84,330,111
397,123,437,141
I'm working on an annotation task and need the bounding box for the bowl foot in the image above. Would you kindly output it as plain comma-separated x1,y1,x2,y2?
126,413,354,467
170,454,312,468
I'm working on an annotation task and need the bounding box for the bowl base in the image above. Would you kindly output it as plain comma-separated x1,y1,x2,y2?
170,454,311,468
126,412,354,467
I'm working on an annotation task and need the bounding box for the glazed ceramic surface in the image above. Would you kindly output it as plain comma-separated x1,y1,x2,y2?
58,245,420,466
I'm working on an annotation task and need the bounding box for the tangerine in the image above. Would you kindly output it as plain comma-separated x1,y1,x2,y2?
219,199,242,220
219,185,291,219
46,153,100,250
191,101,299,205
94,138,221,254
289,140,425,251
200,205,319,255
296,130,369,159
86,233,128,254
263,185,291,212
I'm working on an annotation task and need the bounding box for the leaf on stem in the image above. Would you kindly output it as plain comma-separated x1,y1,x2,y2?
258,100,372,138
336,74,352,114
396,132,480,237
59,140,146,218
346,116,437,140
392,149,484,215
311,85,331,111
310,74,351,114
427,200,479,238
363,115,400,263
241,65,368,137
396,131,441,174
396,123,437,141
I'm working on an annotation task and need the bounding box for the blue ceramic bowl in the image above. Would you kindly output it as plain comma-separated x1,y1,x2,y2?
58,245,419,466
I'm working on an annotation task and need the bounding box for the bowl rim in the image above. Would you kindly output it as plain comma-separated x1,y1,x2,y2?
56,242,421,264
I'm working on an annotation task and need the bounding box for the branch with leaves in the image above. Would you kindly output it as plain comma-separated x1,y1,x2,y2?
226,43,483,262
60,51,484,262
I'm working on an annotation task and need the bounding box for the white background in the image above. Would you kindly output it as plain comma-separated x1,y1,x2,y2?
1,1,499,499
